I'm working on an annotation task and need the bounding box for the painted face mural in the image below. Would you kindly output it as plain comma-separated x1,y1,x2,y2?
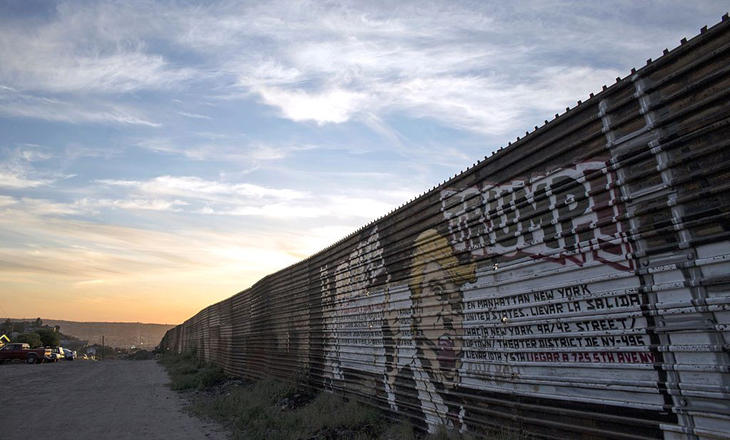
408,229,476,390
413,261,462,387
319,226,389,392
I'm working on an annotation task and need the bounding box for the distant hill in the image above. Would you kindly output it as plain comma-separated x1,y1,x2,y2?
40,319,175,349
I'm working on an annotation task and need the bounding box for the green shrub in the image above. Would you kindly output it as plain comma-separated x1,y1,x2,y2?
159,350,226,391
198,365,227,388
36,328,60,347
190,378,391,440
160,351,524,440
15,332,42,348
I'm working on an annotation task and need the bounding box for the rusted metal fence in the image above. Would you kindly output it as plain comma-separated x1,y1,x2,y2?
160,16,730,439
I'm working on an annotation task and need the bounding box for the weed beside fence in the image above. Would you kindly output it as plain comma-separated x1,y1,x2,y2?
157,351,488,439
158,350,227,391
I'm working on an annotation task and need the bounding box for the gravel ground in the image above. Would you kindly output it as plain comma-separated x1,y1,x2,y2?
0,359,228,440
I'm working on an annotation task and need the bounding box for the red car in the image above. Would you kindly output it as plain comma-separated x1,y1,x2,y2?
0,343,53,364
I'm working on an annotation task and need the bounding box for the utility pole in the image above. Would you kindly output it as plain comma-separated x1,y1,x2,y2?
101,335,104,361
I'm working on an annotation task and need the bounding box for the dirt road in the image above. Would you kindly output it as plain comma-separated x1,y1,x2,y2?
0,359,227,440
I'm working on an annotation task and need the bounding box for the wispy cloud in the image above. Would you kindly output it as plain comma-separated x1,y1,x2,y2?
17,147,53,162
0,87,161,126
14,197,83,216
178,111,212,120
136,137,320,164
79,198,189,212
0,171,52,189
97,175,308,201
87,172,412,221
0,146,62,189
198,194,396,220
0,3,195,94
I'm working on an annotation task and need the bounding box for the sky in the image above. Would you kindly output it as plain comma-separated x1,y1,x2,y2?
0,1,727,324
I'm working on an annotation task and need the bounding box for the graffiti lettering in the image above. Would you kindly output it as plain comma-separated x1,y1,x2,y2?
440,162,632,270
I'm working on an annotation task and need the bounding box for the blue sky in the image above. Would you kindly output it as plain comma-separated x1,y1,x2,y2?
0,0,727,323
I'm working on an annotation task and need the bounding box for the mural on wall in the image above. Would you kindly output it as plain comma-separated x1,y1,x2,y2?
438,161,657,391
317,160,670,433
439,161,633,270
384,228,476,431
320,226,389,395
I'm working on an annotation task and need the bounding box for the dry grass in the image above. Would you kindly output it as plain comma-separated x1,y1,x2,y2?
191,378,388,440
158,350,227,391
159,351,525,439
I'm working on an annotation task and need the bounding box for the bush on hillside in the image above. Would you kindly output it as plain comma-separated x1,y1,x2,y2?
15,332,42,348
36,328,60,347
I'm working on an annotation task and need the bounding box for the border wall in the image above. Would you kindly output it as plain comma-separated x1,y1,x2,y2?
160,16,730,439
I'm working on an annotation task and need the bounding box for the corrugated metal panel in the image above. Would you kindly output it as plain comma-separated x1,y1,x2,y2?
160,16,730,439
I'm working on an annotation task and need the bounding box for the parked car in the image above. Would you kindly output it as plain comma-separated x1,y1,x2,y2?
0,343,53,364
48,347,65,362
62,348,77,360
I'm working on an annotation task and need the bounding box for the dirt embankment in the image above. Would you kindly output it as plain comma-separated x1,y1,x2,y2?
0,359,227,440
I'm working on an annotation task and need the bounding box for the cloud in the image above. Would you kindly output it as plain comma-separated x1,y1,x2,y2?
0,149,54,188
0,195,16,207
17,51,193,94
17,147,52,162
97,175,308,201
255,87,368,124
0,87,161,126
0,145,78,189
243,66,624,133
0,205,336,292
92,173,409,221
136,138,256,162
198,195,393,220
15,198,83,216
137,136,322,166
0,3,195,94
177,111,212,120
0,171,52,189
191,1,636,133
79,198,189,212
